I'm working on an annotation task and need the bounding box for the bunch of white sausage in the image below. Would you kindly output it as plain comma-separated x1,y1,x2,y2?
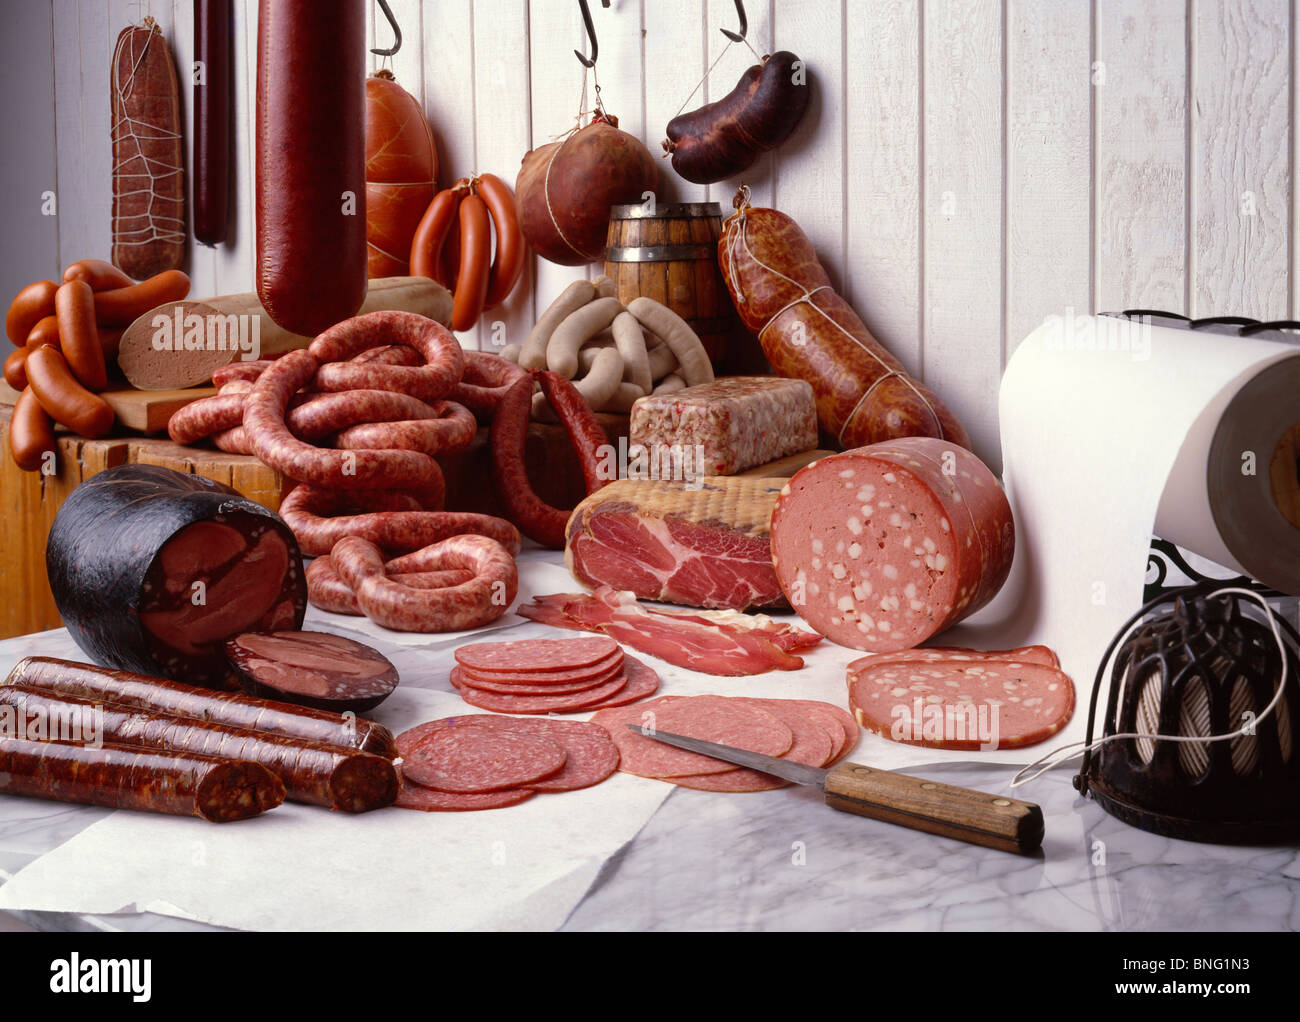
500,276,714,421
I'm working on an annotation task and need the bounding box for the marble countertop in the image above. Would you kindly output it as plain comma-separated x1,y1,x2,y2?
1,563,1297,932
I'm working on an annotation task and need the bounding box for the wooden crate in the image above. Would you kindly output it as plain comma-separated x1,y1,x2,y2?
0,407,629,639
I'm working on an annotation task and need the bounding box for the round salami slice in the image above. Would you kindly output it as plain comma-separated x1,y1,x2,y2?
440,717,620,792
848,659,1075,750
395,784,535,812
790,701,858,763
574,656,660,710
401,728,567,791
458,658,625,695
672,699,836,793
456,649,624,686
454,636,619,674
787,699,859,757
770,438,1014,652
395,715,497,756
593,695,794,779
450,666,630,714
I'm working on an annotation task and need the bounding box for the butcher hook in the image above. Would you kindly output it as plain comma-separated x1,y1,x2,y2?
575,0,611,68
721,0,748,43
371,0,402,57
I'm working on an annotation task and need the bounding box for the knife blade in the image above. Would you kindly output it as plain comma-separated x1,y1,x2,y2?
628,725,1044,854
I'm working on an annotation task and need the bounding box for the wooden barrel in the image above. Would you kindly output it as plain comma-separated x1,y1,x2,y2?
604,202,737,367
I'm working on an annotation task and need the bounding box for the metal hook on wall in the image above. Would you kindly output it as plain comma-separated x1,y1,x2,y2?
574,0,611,68
720,0,748,43
371,0,402,57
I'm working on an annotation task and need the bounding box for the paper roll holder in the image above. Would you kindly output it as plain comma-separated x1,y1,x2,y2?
1075,581,1300,843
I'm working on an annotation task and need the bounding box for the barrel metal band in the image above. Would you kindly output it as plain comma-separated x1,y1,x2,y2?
605,244,716,262
608,202,723,219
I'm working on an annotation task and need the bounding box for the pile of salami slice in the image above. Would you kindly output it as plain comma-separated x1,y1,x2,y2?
393,714,620,811
449,637,659,714
846,645,1075,751
592,694,859,792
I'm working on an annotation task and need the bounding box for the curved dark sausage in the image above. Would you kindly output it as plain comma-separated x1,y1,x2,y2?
663,51,809,184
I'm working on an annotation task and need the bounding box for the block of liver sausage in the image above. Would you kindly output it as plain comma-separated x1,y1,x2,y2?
629,376,817,477
770,437,1014,651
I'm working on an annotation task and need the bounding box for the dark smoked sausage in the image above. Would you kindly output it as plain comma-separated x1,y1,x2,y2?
4,656,398,759
663,51,809,184
194,0,232,245
44,465,305,687
0,685,395,812
0,738,284,822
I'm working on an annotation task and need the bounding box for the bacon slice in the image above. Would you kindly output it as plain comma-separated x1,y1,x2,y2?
515,587,820,676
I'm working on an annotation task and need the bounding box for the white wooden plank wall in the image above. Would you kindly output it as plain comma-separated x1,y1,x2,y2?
3,0,1297,467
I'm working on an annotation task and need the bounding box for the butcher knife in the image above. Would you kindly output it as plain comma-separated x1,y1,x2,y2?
627,726,1044,854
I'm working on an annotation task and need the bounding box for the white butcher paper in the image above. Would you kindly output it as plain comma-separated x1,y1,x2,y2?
0,681,672,932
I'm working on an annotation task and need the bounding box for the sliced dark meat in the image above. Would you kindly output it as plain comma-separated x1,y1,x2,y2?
225,631,399,712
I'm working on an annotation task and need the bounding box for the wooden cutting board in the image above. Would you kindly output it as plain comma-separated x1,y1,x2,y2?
0,379,215,433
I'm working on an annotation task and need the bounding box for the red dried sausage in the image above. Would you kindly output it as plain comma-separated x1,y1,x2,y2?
5,655,398,758
0,685,396,811
0,739,284,822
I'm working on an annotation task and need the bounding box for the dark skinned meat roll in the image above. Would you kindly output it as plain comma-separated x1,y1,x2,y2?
45,464,306,688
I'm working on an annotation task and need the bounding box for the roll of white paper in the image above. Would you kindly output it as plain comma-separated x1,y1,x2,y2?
965,314,1300,729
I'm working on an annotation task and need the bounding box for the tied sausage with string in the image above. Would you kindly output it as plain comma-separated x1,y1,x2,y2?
719,188,970,450
111,17,186,279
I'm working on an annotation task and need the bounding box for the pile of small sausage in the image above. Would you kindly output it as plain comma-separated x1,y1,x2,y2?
4,262,191,471
506,276,715,419
167,309,611,630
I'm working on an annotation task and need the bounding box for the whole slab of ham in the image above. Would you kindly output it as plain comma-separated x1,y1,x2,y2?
565,477,786,611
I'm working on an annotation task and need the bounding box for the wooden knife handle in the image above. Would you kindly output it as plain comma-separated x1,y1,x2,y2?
823,761,1044,854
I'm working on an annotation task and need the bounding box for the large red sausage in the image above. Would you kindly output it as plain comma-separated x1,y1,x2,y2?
256,0,368,336
719,191,970,451
4,656,398,758
0,739,284,822
769,438,1014,652
0,685,395,812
